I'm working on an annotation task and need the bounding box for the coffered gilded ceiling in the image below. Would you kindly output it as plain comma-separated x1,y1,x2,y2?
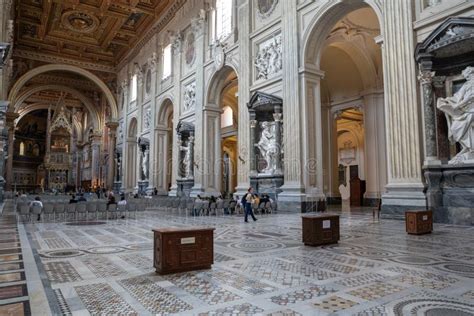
14,0,181,71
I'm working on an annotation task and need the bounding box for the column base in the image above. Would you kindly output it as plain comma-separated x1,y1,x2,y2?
234,184,249,199
168,184,178,197
137,181,148,195
113,181,122,194
277,183,308,213
381,183,426,219
177,179,195,197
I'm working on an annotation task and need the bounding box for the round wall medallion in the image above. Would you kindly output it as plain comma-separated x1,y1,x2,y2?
257,0,279,19
61,11,99,34
185,32,196,66
145,69,151,95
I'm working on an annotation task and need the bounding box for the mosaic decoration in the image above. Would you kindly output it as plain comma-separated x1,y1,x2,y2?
336,272,388,287
53,289,72,316
44,261,82,283
118,253,153,270
39,249,84,258
433,262,474,278
313,295,358,313
384,266,459,283
269,285,337,306
81,256,126,278
204,268,276,295
348,282,405,300
85,246,125,254
75,283,136,315
266,309,302,316
394,275,450,290
165,272,241,305
199,303,264,316
43,238,72,249
118,276,192,314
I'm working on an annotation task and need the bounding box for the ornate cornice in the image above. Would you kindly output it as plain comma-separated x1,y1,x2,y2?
13,49,116,73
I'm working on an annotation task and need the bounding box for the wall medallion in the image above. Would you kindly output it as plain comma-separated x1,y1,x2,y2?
61,11,99,34
185,32,196,66
257,0,279,19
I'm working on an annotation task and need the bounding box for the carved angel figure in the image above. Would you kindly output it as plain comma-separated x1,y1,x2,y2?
141,149,149,180
437,66,474,164
256,121,279,174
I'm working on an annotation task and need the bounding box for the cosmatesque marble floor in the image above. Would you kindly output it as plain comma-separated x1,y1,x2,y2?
5,205,474,315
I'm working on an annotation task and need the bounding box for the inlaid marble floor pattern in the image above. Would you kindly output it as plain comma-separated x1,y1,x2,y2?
20,210,474,315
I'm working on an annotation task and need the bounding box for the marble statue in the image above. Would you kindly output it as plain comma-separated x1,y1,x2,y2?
141,149,149,179
256,121,279,174
437,66,474,164
180,140,192,179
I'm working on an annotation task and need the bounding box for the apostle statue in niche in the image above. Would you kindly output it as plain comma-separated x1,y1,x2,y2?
437,66,474,164
179,140,192,179
141,148,149,180
256,121,279,174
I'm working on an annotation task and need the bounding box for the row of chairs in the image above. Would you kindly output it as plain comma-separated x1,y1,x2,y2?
16,200,146,222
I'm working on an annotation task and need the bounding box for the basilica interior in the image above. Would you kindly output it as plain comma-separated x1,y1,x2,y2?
0,0,473,315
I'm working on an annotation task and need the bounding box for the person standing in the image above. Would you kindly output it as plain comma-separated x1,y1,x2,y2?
30,196,43,221
243,187,257,223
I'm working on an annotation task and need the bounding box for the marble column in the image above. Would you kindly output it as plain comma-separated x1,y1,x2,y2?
279,0,305,209
5,111,17,191
433,76,450,162
235,1,251,196
106,122,118,189
249,119,257,175
273,112,283,175
146,53,158,194
155,126,169,194
381,0,425,211
120,80,129,192
90,134,101,188
76,144,83,189
418,69,440,165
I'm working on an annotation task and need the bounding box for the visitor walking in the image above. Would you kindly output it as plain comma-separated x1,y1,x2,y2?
30,196,43,221
242,187,257,222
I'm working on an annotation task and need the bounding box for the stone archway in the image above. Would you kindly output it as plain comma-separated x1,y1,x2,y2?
202,65,239,195
8,64,118,121
301,2,387,206
14,84,101,130
155,98,174,195
125,117,138,190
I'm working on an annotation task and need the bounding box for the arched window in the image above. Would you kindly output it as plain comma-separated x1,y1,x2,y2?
19,142,25,156
130,74,138,102
221,106,233,128
211,0,233,41
162,44,172,79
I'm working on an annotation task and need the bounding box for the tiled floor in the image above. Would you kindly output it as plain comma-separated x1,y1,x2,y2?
11,206,474,315
0,212,31,315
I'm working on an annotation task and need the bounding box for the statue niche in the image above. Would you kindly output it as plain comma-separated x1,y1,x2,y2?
247,91,284,198
176,121,195,197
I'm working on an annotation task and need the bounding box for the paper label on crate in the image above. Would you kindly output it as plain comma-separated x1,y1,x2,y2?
422,215,428,221
322,220,331,229
181,237,196,244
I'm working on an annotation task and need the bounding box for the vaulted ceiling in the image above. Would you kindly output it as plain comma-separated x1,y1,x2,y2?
14,0,180,72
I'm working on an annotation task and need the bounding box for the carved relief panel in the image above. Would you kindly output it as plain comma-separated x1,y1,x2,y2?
143,107,152,131
254,33,282,81
183,81,196,113
253,0,281,31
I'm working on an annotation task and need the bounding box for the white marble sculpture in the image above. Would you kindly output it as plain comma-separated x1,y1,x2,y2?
142,148,149,179
437,66,474,164
180,141,192,179
256,121,279,174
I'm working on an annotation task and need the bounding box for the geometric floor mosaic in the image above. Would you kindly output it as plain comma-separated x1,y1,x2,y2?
12,205,474,315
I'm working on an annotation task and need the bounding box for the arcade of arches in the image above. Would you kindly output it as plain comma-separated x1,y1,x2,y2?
0,0,473,315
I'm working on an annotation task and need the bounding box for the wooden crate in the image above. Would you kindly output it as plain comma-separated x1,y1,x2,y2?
153,227,215,274
302,214,340,246
405,210,433,235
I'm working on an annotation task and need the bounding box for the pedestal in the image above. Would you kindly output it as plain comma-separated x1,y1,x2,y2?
177,179,194,197
250,174,284,201
302,214,340,246
424,164,474,225
405,210,433,235
137,180,148,195
153,227,214,275
113,181,122,194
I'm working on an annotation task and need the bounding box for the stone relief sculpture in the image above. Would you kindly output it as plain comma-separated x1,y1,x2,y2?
257,0,279,19
437,66,474,164
256,121,279,174
183,81,196,111
143,108,151,130
255,34,282,80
